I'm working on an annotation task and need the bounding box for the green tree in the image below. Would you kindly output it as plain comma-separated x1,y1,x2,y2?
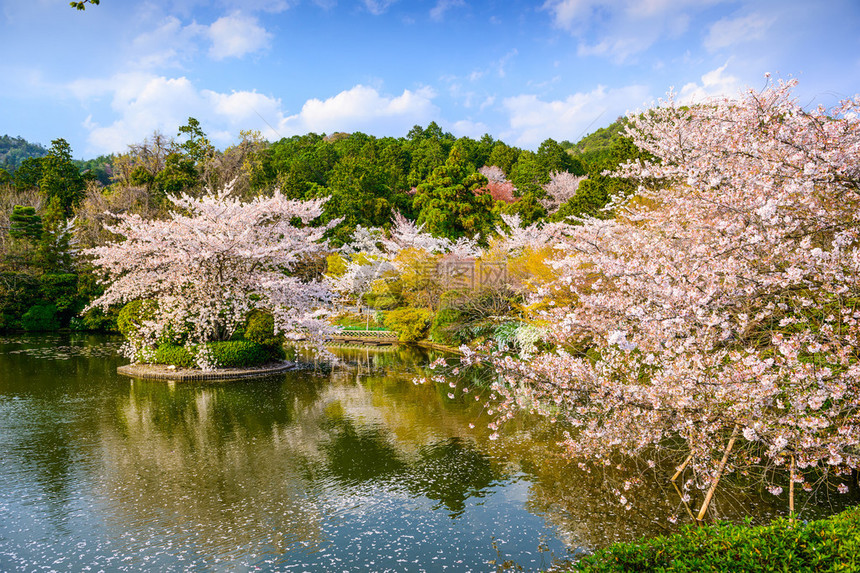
486,142,521,176
177,117,214,167
8,205,42,241
13,156,44,190
39,138,86,216
322,147,394,244
153,152,199,195
537,138,584,176
503,194,547,226
509,150,546,197
70,0,100,9
412,145,496,241
35,197,76,273
551,136,647,222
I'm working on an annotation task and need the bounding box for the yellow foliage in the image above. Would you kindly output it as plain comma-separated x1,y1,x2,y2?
325,253,348,277
393,247,443,308
507,245,557,291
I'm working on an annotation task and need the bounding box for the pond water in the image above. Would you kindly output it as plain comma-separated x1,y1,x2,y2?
0,335,812,572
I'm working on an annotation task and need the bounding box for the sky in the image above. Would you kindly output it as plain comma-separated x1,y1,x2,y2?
1,0,858,158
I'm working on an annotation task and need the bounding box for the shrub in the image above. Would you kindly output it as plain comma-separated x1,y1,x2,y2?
117,300,154,339
383,307,432,343
325,253,348,277
38,273,78,313
21,303,60,331
365,293,399,310
206,340,281,367
429,307,464,345
573,506,860,572
154,344,196,368
364,278,401,310
77,306,118,332
151,340,284,368
243,309,284,347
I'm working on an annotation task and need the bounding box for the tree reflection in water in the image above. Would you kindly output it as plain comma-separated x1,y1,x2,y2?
0,336,811,571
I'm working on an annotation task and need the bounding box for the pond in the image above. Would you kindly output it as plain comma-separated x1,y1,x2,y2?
0,334,810,571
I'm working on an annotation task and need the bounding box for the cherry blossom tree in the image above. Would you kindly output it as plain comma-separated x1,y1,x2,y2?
477,165,517,204
440,79,860,521
540,170,587,214
85,182,336,369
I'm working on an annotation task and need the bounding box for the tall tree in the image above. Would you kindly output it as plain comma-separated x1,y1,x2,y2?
38,138,86,216
412,145,496,242
177,117,214,167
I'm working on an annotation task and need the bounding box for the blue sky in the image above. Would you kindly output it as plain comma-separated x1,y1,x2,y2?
1,0,858,158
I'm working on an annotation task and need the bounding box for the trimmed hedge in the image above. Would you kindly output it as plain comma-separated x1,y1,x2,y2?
152,341,285,369
154,344,196,368
207,340,283,367
243,309,284,348
573,506,860,572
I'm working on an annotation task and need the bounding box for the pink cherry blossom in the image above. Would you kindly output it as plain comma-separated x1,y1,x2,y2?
85,181,337,369
464,78,860,511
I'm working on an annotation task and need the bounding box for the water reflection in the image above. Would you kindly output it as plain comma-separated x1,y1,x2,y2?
0,336,814,571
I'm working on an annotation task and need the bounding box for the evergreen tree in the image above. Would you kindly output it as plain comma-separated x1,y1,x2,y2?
412,145,496,242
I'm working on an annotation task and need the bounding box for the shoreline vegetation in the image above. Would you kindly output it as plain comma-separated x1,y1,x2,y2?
572,505,860,572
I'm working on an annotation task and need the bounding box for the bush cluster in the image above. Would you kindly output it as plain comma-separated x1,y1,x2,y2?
573,506,860,572
21,303,60,331
206,340,284,367
154,344,195,368
383,307,432,343
243,310,284,348
152,340,285,368
428,307,464,345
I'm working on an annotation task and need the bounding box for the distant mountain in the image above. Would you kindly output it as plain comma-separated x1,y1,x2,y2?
0,135,49,173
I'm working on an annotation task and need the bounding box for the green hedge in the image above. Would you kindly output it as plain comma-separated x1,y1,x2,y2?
243,309,286,348
152,341,285,369
154,344,196,368
573,506,860,572
206,340,284,367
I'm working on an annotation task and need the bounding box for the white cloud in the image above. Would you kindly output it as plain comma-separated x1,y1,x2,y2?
73,75,441,154
363,0,397,15
278,84,439,135
502,84,649,147
203,89,286,139
430,0,465,22
449,119,489,139
79,74,204,153
704,12,775,52
496,49,518,78
129,16,205,69
238,0,295,12
678,62,743,103
543,0,723,63
208,12,272,60
125,10,273,68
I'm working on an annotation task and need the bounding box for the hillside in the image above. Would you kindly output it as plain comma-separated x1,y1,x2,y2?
0,135,48,172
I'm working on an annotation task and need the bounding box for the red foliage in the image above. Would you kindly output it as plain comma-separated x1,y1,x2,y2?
475,180,516,203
